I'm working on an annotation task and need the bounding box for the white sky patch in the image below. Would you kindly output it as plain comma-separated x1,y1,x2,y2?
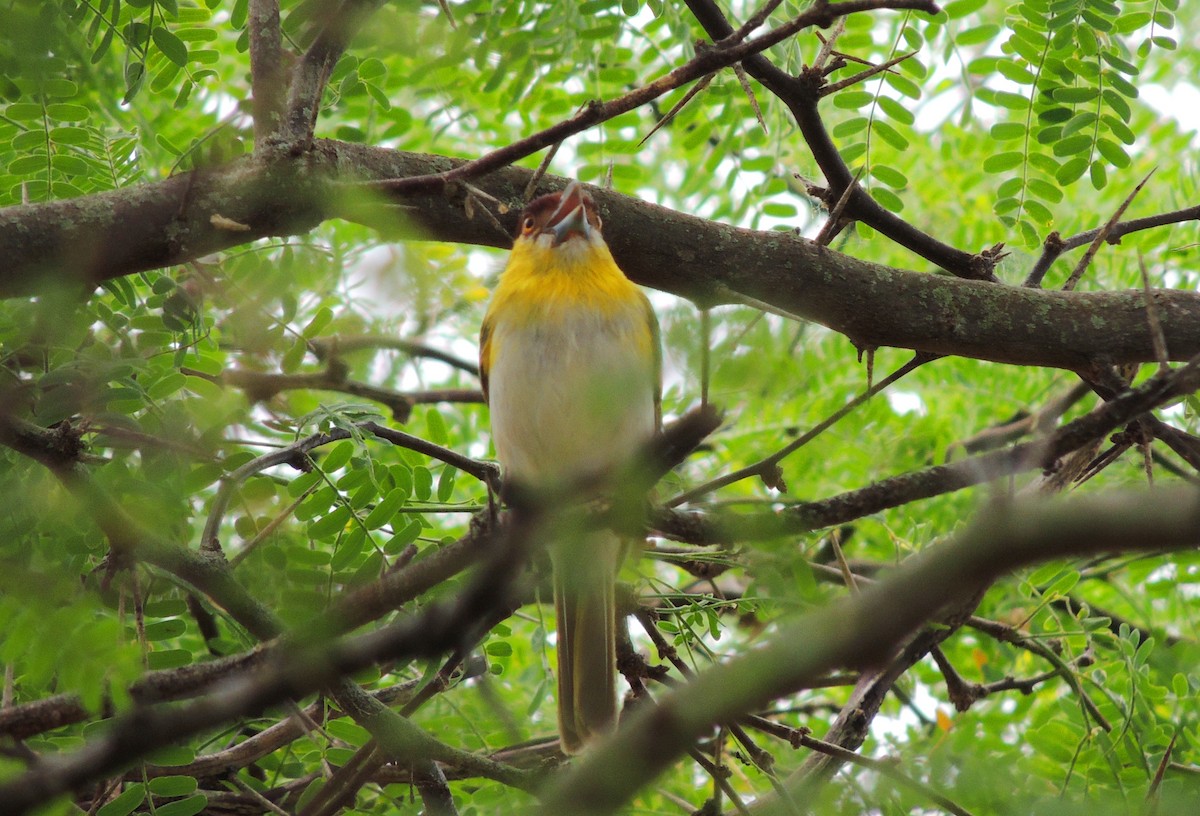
887,389,926,416
1143,83,1200,138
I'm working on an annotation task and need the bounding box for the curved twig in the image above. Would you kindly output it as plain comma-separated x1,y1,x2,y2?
201,421,497,550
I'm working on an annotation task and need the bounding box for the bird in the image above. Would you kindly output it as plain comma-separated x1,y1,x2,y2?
479,180,661,753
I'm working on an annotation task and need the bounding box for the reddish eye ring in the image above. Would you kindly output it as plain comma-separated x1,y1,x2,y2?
522,216,535,232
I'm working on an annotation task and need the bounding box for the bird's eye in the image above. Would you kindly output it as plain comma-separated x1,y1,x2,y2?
522,216,535,233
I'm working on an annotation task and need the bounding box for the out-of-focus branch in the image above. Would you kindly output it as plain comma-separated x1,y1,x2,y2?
657,352,1200,541
542,487,1200,815
185,364,481,422
311,334,480,377
282,0,383,144
248,0,287,142
0,508,537,814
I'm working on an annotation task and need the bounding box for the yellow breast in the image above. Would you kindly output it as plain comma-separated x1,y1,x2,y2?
481,235,660,486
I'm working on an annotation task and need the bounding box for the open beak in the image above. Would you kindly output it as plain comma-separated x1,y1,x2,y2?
548,181,591,245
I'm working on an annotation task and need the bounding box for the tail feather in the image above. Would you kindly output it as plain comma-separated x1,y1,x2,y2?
552,532,622,754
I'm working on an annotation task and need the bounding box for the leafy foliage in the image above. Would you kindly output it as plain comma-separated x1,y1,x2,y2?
2,1,1200,815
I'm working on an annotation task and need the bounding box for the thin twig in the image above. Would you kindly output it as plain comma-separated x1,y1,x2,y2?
690,748,752,816
668,352,935,506
523,140,564,201
813,18,846,70
820,50,917,96
1138,252,1170,372
637,73,716,147
310,334,479,377
814,166,863,245
372,0,939,195
1025,202,1200,287
1062,169,1155,291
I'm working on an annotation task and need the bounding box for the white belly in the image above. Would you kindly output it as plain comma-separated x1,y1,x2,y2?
488,305,656,487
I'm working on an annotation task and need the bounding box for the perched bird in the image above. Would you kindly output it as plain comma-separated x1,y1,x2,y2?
479,181,661,753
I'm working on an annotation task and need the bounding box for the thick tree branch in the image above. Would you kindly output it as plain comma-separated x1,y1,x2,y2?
4,146,1200,369
281,0,383,144
248,0,287,142
541,488,1200,815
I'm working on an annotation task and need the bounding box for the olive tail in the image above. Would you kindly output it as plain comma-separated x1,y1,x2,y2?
553,531,622,754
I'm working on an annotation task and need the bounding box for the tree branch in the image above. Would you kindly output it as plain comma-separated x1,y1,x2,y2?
0,508,537,814
4,146,1200,370
188,363,483,422
311,334,481,377
542,487,1200,815
372,0,939,196
683,0,987,279
281,0,383,144
248,0,287,143
1025,203,1200,288
657,352,1200,539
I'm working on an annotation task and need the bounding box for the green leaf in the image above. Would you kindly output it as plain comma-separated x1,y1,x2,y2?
302,306,334,338
870,165,908,188
332,527,368,569
1055,156,1089,184
385,519,423,553
143,619,186,640
436,467,456,502
1052,134,1092,157
872,186,904,213
872,120,909,150
832,117,868,138
944,0,986,16
1052,86,1098,104
155,795,208,816
1095,138,1129,168
97,784,146,816
990,122,1026,141
983,152,1024,173
309,505,353,539
832,91,873,110
322,440,354,472
426,407,448,446
364,488,406,529
486,640,512,656
152,28,189,67
1027,178,1064,202
877,96,914,126
413,466,433,501
123,62,146,104
148,776,199,797
956,24,1000,45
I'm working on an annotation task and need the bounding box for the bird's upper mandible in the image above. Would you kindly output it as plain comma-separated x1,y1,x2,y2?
517,181,604,248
